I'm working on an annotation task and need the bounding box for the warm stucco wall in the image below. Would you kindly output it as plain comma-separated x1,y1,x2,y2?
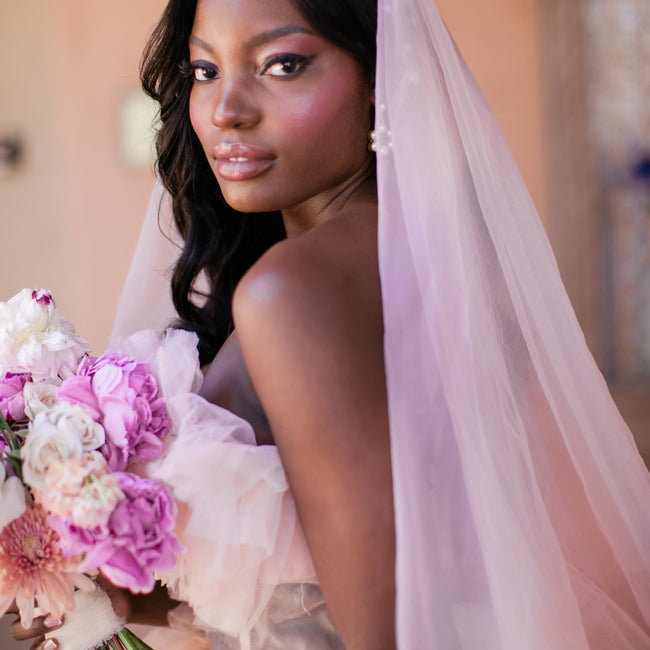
46,0,166,350
437,0,548,226
439,0,610,372
0,2,68,314
0,0,166,353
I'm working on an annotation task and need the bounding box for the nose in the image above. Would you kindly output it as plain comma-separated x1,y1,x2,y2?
210,75,260,130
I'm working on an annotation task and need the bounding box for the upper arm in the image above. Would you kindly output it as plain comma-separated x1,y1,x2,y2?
232,238,388,484
233,235,395,647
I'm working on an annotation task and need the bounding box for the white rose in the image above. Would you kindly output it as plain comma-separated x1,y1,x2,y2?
21,402,105,489
43,402,105,452
57,402,105,452
0,463,26,530
0,288,89,380
23,379,60,419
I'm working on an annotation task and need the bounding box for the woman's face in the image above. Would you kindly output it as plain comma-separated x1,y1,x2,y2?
188,0,373,214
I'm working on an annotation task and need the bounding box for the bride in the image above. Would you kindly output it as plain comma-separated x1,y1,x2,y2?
13,0,650,648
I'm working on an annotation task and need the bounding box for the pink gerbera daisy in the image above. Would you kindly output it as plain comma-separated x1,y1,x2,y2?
0,504,94,628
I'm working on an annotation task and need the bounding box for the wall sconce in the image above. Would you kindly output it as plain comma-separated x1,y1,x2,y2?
0,134,21,178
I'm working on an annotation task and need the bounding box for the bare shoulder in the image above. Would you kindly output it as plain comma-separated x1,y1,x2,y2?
233,206,382,345
232,205,386,441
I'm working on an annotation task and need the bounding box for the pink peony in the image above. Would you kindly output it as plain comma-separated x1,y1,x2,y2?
52,473,182,593
0,372,30,422
0,504,94,628
58,353,169,471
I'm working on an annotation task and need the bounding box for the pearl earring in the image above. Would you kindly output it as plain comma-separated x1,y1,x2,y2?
368,130,378,153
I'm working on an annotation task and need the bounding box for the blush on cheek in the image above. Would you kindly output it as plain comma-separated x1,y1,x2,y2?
298,77,357,125
286,80,368,152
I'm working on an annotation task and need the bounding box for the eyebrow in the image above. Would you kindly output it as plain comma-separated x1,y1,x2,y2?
189,25,314,54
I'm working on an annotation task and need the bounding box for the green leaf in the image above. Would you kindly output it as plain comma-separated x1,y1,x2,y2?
116,627,156,650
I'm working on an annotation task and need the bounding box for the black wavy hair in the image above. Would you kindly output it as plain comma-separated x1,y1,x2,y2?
140,0,377,364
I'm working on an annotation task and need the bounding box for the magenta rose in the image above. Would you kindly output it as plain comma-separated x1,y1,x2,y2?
53,473,183,593
58,353,169,470
0,373,30,422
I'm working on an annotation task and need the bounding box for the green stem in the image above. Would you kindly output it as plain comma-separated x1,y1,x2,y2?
97,628,155,650
0,412,13,447
4,454,23,479
115,627,153,650
117,628,155,650
0,411,27,482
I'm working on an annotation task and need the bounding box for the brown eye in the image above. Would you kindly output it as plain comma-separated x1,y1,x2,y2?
191,62,219,82
261,54,315,78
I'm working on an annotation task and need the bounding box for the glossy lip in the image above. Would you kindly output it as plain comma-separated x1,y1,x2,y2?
212,142,275,181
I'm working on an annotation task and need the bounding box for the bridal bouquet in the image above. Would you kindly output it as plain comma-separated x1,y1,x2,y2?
0,289,183,650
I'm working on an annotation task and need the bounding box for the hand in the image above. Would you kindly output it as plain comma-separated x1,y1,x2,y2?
6,602,63,650
5,577,129,650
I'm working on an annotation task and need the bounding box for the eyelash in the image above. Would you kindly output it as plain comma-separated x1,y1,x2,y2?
181,53,315,83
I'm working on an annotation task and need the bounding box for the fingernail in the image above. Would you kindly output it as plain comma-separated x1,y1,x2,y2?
43,640,58,650
44,615,63,628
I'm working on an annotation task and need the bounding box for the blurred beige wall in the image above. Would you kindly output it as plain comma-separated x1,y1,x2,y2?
0,0,166,353
1,1,68,325
438,0,548,226
435,1,614,378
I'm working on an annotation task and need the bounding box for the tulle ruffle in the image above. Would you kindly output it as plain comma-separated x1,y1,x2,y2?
109,330,317,642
